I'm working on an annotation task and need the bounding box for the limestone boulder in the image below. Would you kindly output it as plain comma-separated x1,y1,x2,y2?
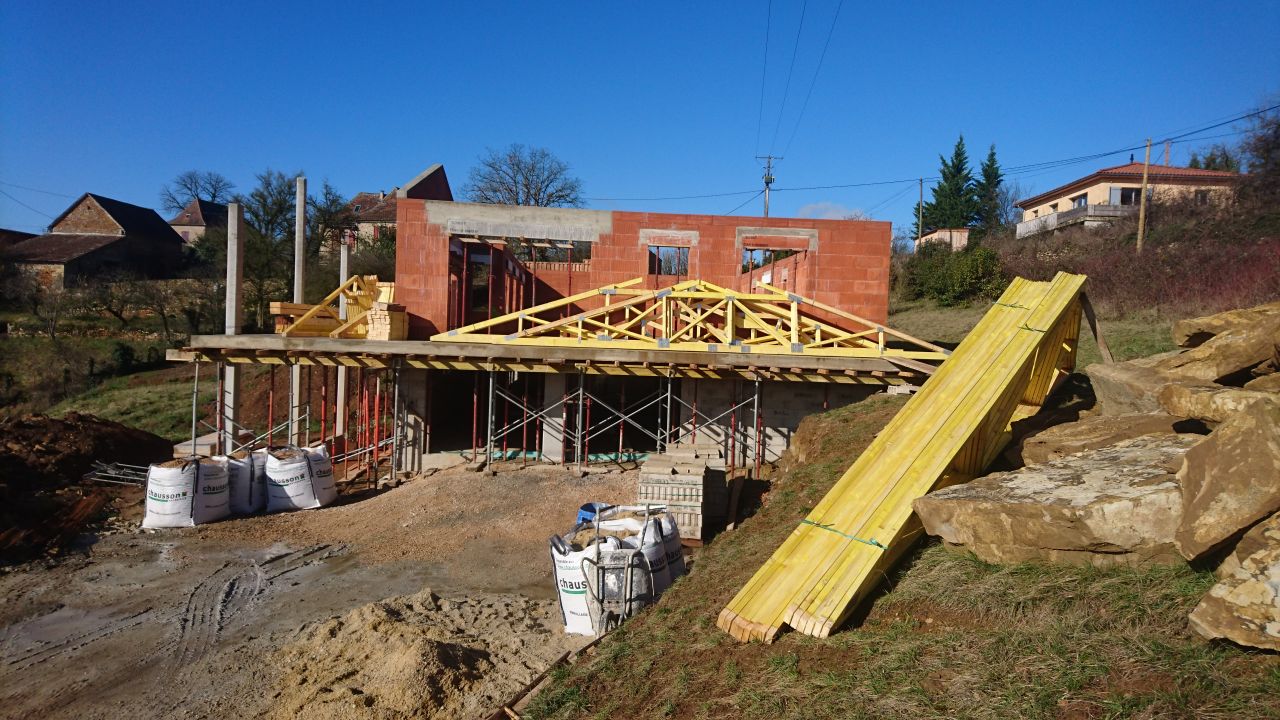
1215,511,1278,580
1188,512,1280,651
1017,412,1182,466
1084,353,1179,415
1174,399,1280,560
914,434,1199,567
1156,383,1277,423
1171,300,1280,348
1243,371,1280,393
1155,314,1280,383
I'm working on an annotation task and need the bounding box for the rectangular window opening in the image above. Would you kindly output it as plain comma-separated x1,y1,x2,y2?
648,246,689,276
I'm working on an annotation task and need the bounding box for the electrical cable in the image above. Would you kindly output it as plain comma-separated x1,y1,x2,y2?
753,0,772,158
722,190,764,216
768,0,808,153
780,0,845,158
0,188,55,219
0,180,75,198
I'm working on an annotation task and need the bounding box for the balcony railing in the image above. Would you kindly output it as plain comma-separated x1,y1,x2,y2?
1016,204,1137,238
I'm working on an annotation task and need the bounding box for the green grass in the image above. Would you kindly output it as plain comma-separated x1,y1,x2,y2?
49,366,212,441
524,394,1280,720
887,298,1177,368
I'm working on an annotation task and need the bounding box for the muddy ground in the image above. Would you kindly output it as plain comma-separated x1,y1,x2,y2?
0,463,636,719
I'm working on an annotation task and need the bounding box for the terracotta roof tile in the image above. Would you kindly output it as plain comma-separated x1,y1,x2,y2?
2,234,124,263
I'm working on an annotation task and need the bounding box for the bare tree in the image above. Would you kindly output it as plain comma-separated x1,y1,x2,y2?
160,170,236,214
464,144,584,207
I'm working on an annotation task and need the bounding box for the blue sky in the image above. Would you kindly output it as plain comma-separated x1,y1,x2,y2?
1,1,1276,235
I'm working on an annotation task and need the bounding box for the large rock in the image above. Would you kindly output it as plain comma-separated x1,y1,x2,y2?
1171,300,1280,348
1243,371,1280,393
1216,511,1278,580
1085,353,1178,415
914,434,1199,567
1157,383,1277,423
1155,314,1280,383
1017,412,1182,466
1188,512,1280,651
1174,399,1280,560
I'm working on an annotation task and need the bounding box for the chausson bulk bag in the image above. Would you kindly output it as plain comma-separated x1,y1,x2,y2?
265,444,338,512
142,458,230,529
218,451,266,515
594,517,671,596
550,534,620,636
599,506,684,580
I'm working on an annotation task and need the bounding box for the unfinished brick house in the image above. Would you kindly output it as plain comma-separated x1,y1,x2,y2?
3,193,183,289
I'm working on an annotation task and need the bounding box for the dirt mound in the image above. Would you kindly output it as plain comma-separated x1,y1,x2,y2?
0,412,172,488
268,588,581,720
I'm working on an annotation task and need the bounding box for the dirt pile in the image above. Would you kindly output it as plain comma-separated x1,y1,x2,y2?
0,412,172,488
268,588,581,720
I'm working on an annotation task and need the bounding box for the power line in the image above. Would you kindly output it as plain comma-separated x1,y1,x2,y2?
864,182,916,216
781,0,844,158
768,0,808,154
0,180,74,198
586,189,759,202
753,0,773,158
0,188,55,219
723,190,764,215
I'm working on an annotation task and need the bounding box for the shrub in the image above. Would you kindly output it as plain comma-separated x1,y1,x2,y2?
903,243,1006,306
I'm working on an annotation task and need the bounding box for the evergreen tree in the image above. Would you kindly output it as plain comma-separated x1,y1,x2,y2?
920,135,977,234
972,144,1004,239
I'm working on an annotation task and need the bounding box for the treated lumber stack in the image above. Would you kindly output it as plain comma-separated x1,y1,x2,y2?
365,302,408,341
718,272,1087,642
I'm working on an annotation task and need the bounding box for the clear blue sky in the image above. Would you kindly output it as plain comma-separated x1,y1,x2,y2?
1,1,1276,235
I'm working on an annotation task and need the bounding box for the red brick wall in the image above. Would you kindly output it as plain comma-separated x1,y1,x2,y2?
395,202,890,338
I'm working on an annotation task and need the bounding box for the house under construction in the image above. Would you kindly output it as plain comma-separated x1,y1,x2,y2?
175,165,949,482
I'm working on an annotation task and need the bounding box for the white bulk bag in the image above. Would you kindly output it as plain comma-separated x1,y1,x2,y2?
594,517,671,596
599,506,684,581
550,534,619,636
142,458,230,529
218,451,266,515
265,444,338,512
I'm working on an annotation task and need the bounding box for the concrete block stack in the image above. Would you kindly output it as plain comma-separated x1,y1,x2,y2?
638,442,728,541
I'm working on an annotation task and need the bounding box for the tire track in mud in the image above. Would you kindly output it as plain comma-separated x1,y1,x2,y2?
174,544,347,664
0,608,155,675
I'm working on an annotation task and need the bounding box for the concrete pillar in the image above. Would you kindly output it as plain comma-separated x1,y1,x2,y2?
335,238,350,435
222,203,245,452
540,373,566,463
396,368,430,474
290,176,306,444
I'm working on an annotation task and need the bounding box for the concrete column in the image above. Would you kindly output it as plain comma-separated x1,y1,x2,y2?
290,176,306,444
396,368,429,474
335,238,350,435
540,373,566,463
222,203,245,452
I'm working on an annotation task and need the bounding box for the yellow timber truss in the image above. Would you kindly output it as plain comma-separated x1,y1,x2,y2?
435,278,950,373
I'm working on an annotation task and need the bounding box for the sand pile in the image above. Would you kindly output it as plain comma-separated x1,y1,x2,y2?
267,588,582,719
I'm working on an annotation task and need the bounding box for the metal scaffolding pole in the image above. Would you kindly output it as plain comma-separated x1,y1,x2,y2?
752,378,762,478
486,369,496,464
189,362,200,458
574,373,585,470
390,362,401,482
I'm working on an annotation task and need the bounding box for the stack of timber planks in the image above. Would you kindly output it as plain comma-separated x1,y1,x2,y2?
366,302,408,341
718,272,1086,643
637,443,728,541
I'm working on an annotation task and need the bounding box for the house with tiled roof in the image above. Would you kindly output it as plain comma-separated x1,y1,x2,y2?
1014,161,1240,238
2,193,183,289
168,198,228,244
343,164,454,245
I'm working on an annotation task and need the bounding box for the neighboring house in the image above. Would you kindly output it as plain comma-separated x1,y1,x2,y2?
1,193,183,289
915,228,969,251
1015,162,1239,238
343,164,454,245
167,198,228,244
0,228,36,253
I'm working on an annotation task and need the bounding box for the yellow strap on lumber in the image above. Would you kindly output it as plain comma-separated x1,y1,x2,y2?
717,272,1087,643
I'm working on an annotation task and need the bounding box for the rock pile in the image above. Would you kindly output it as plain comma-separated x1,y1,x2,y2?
916,300,1280,650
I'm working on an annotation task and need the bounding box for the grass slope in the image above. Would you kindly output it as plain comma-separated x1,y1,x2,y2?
525,396,1279,720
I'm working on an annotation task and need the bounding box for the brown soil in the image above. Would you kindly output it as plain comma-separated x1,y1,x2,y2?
0,463,635,719
268,589,580,720
0,413,171,561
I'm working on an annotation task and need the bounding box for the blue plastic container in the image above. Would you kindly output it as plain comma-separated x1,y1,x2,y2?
576,502,612,525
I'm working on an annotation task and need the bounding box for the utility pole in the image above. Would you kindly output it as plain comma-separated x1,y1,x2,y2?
1136,139,1152,255
917,178,924,246
756,155,781,217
